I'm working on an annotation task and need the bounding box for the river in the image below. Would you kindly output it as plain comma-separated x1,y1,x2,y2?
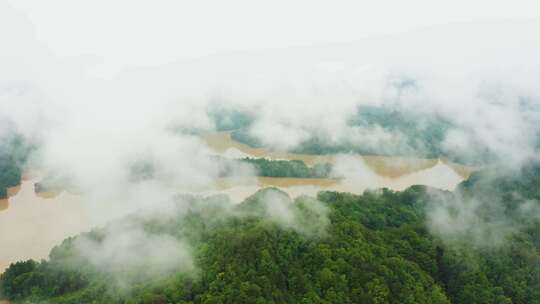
0,178,88,272
0,132,473,272
203,131,472,179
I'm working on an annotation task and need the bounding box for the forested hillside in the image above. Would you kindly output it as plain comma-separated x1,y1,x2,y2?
227,106,495,165
2,163,540,303
0,133,32,198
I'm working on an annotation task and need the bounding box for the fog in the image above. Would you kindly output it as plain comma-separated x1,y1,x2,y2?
1,1,540,281
426,188,540,249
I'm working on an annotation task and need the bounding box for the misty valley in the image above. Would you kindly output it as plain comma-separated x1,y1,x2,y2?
2,167,540,303
1,105,540,304
2,5,540,304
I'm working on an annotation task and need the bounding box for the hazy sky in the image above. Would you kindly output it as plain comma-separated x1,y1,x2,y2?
7,0,540,67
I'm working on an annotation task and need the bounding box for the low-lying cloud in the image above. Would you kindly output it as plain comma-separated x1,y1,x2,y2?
2,3,540,277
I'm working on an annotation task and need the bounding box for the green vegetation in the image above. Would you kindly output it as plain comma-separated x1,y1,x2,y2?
0,156,21,198
2,163,540,303
241,158,332,178
0,133,31,198
229,105,455,157
219,157,333,178
347,105,451,157
207,106,255,132
129,160,157,183
228,106,492,164
34,174,78,195
230,129,263,148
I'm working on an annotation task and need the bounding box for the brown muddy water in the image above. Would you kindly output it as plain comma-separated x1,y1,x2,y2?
0,132,474,273
203,131,473,179
197,131,473,200
201,159,466,201
0,179,88,272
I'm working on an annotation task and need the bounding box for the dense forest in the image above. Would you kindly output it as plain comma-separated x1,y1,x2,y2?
2,162,540,303
225,106,493,165
218,157,333,179
0,156,21,199
0,133,31,198
240,158,332,178
127,157,332,182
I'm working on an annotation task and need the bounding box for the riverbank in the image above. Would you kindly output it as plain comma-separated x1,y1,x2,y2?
203,131,474,179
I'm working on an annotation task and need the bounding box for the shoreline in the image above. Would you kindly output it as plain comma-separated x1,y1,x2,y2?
203,131,475,179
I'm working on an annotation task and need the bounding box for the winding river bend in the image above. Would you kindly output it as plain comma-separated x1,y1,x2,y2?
0,133,473,272
203,131,472,179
